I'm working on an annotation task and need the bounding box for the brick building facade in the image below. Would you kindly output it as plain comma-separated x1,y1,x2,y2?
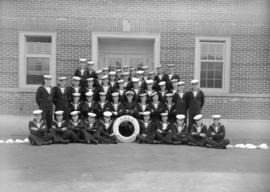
0,0,269,119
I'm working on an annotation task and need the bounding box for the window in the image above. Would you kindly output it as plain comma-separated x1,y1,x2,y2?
195,37,231,93
19,32,56,88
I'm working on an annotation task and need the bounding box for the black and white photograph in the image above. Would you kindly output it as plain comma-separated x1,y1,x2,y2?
0,0,270,191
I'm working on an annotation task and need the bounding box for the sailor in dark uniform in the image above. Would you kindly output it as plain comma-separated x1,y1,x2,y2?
80,91,96,119
119,91,138,117
86,60,97,79
85,77,99,102
73,58,90,89
99,111,117,144
137,111,157,144
100,75,112,101
70,93,83,114
167,64,180,81
171,114,189,145
170,79,178,94
187,79,205,130
50,111,78,143
154,65,163,83
95,92,107,119
145,79,155,103
141,66,149,81
53,76,70,121
109,71,118,91
69,76,84,102
104,92,122,119
102,67,109,76
122,72,130,89
189,114,208,147
35,75,54,129
164,93,176,123
116,79,126,103
82,112,100,144
173,81,188,123
129,67,136,80
147,91,165,122
67,111,86,143
123,65,129,73
137,92,149,120
116,69,122,81
94,70,103,90
206,115,230,149
129,78,141,101
155,112,173,144
136,70,146,91
158,81,168,103
28,110,53,146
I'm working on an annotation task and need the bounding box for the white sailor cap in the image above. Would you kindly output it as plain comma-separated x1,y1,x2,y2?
116,69,122,73
111,92,119,97
142,66,149,70
85,91,93,97
109,71,116,76
101,75,108,80
43,75,52,79
73,93,81,97
136,70,144,75
139,93,147,97
151,91,158,97
86,61,94,65
87,112,96,117
99,92,106,96
55,110,64,115
87,77,94,82
212,114,222,119
146,79,154,84
103,111,112,117
58,76,67,81
161,112,168,116
96,70,102,74
123,65,129,69
159,81,166,86
117,79,124,84
168,64,175,67
79,58,87,62
176,114,185,120
156,65,162,69
171,79,178,83
143,111,151,116
148,71,154,75
130,67,136,71
132,78,140,83
177,81,185,86
125,91,134,96
70,111,80,116
33,110,42,115
102,67,109,71
165,93,173,97
72,76,81,81
194,114,203,121
191,79,199,85
122,72,129,76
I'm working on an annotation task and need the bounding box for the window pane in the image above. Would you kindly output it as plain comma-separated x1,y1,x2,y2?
200,79,206,88
208,71,214,79
200,44,208,60
200,71,207,78
26,36,51,54
208,44,215,60
215,44,224,60
207,79,214,88
215,71,222,79
26,57,50,84
201,62,208,71
215,80,222,88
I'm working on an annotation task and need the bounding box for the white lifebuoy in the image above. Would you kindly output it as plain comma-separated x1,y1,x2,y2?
113,115,140,143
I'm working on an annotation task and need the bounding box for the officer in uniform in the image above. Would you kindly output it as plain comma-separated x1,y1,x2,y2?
36,75,54,129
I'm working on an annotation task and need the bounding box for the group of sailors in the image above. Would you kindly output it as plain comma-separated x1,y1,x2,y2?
28,58,230,149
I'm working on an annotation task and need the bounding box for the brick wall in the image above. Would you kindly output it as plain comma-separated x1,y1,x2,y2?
0,0,270,119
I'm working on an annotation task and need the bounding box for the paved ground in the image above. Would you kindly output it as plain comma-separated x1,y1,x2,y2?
1,143,270,192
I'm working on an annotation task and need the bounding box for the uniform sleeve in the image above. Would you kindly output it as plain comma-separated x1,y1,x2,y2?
200,91,205,109
35,87,42,107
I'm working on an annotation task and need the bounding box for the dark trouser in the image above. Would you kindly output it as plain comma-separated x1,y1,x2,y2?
28,134,53,146
155,131,173,144
205,138,230,149
99,135,117,144
82,130,99,143
137,133,156,144
188,135,207,147
41,108,53,130
171,134,189,144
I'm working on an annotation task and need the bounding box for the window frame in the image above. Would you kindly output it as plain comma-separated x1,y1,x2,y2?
19,32,56,89
194,36,231,93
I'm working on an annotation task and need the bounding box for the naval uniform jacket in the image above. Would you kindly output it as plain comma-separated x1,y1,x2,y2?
119,101,138,117
138,120,156,135
28,120,48,137
190,123,208,138
51,120,68,133
172,91,188,115
104,102,123,118
36,86,53,110
207,123,226,142
146,102,165,121
67,119,85,133
80,101,96,118
69,86,84,102
171,122,189,137
187,89,205,115
74,68,91,88
53,86,70,111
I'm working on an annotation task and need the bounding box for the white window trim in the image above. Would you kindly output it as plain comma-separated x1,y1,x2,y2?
19,32,56,89
194,36,231,93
